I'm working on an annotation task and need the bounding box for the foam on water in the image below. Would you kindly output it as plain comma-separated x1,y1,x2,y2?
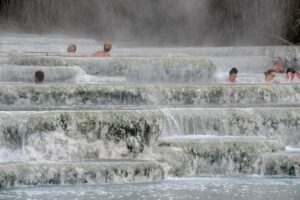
0,149,23,163
285,146,300,152
72,66,126,84
0,34,99,53
160,135,268,141
1,177,300,200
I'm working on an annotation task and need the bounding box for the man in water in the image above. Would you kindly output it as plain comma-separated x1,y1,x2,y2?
91,42,112,57
35,71,44,84
264,69,278,83
67,44,77,53
297,72,300,79
227,67,238,83
284,68,296,82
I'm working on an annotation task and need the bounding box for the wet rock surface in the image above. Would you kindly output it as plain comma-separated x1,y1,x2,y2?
0,84,298,108
1,35,300,190
156,137,283,176
0,161,164,188
263,152,300,176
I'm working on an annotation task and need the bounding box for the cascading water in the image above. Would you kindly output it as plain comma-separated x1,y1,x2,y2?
0,34,300,199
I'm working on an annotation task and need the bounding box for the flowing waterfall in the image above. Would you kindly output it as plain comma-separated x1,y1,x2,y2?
0,34,299,195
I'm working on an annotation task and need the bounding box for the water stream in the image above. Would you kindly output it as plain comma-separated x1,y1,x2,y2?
1,177,300,200
0,34,300,199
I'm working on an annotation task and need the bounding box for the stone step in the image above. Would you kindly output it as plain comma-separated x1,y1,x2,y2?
185,46,299,60
0,66,77,83
0,65,125,83
161,107,300,146
0,107,299,163
0,110,163,162
2,35,300,58
263,152,300,176
0,160,164,188
112,46,298,58
155,136,283,176
9,56,216,83
210,56,272,73
0,66,288,84
0,35,98,53
9,55,274,77
0,84,298,108
0,57,8,65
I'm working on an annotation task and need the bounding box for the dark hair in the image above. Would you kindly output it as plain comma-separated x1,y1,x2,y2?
35,71,44,82
103,42,112,52
286,68,296,74
264,69,276,76
229,67,238,75
70,44,77,51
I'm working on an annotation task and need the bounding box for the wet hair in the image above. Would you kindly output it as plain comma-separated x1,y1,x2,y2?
286,68,296,74
264,69,276,76
35,71,44,83
103,42,112,52
229,67,238,75
68,44,77,52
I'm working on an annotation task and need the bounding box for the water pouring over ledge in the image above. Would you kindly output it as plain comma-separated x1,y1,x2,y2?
1,33,300,199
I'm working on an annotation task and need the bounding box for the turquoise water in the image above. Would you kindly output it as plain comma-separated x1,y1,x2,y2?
1,177,300,200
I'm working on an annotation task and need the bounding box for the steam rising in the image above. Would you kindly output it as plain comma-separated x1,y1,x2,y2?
0,1,299,45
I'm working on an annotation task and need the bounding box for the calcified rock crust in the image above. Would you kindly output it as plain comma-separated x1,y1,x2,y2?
0,66,77,82
161,108,300,146
0,84,299,107
0,110,163,161
155,138,283,176
263,152,300,176
0,107,299,162
0,161,164,188
9,56,216,83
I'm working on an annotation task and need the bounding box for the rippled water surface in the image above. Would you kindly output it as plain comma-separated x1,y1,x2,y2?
1,177,300,200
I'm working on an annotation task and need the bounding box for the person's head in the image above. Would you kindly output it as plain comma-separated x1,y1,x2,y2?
273,57,284,73
264,69,276,82
35,71,44,84
67,44,77,53
286,68,296,81
103,42,112,53
228,67,238,83
297,72,300,79
273,57,283,65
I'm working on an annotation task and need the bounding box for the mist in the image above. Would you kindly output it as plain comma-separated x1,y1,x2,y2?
0,0,299,46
